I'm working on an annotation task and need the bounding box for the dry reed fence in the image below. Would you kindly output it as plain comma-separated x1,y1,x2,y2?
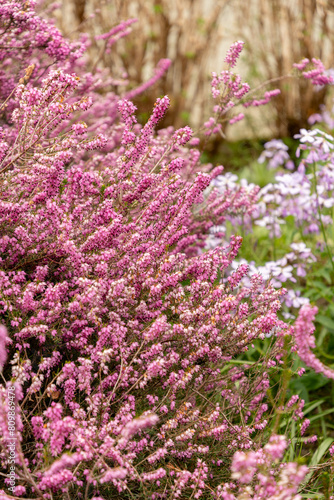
234,0,334,136
50,0,334,139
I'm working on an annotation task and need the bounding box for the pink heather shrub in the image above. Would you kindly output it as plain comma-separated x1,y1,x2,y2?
1,1,333,499
0,325,9,371
292,304,334,379
217,435,308,499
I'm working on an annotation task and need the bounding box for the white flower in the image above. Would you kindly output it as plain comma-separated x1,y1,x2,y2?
294,128,318,143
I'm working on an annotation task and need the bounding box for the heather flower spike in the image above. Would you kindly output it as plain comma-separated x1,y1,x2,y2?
0,325,9,371
293,305,334,379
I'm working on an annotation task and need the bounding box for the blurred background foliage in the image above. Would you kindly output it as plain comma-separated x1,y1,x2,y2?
49,0,334,142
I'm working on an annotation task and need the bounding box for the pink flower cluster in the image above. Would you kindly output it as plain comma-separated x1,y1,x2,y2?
293,58,334,86
206,41,283,134
0,326,9,370
218,435,308,499
95,18,138,47
292,305,334,379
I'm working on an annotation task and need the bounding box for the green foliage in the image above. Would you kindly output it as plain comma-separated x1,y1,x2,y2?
211,136,334,498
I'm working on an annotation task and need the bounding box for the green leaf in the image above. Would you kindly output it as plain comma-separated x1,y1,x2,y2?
299,494,325,499
303,437,334,487
301,372,330,391
303,399,326,415
307,280,328,292
314,267,333,284
289,373,329,404
289,379,309,403
309,408,334,422
310,437,334,467
288,421,296,461
316,315,334,332
59,178,68,194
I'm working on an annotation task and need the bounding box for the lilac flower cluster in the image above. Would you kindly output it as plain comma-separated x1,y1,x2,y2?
207,172,317,310
258,139,294,170
209,118,334,319
250,132,334,238
225,243,315,311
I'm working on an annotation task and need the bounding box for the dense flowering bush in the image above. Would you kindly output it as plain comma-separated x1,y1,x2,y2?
219,434,308,500
1,1,334,499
